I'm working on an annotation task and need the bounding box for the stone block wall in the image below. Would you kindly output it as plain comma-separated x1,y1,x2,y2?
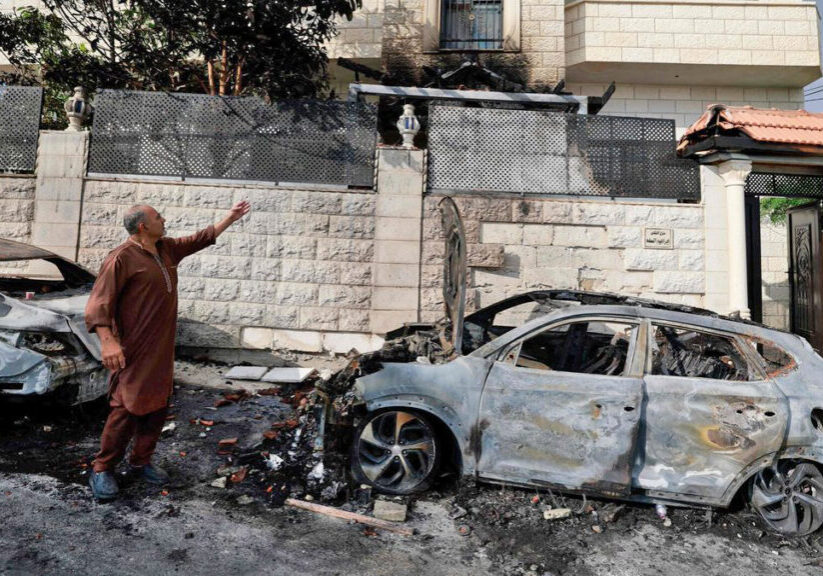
567,82,804,133
565,0,819,69
760,218,790,330
420,194,705,322
77,178,380,350
0,176,36,274
327,0,385,59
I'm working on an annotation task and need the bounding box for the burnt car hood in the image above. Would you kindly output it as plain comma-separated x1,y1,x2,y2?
0,292,101,361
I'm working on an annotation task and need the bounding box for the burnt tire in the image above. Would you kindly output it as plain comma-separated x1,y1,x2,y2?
350,410,441,496
748,460,823,536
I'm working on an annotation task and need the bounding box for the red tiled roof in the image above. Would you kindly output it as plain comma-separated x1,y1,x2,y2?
679,104,823,152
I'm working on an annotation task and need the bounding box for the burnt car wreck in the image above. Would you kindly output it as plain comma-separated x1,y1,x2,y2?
0,239,105,404
319,198,823,537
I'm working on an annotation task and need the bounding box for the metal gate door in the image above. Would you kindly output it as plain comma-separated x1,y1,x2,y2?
788,202,823,352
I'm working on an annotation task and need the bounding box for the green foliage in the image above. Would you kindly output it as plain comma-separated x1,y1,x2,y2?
760,197,815,224
0,0,360,127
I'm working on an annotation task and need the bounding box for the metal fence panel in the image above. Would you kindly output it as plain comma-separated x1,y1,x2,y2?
427,104,700,200
746,173,823,199
0,86,42,172
88,91,378,187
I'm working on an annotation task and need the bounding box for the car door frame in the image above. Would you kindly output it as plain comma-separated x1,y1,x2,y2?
635,317,791,506
473,312,648,495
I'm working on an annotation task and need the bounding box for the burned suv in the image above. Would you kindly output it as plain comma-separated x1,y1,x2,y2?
343,198,823,537
0,239,105,404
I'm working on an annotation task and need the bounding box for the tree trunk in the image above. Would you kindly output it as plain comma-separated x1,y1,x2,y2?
207,60,216,95
219,43,228,96
233,57,244,96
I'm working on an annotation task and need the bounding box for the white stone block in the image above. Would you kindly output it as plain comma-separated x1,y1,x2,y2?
542,202,572,223
375,217,420,241
553,225,607,248
654,271,704,294
624,205,653,226
372,287,418,310
323,332,383,354
607,226,643,248
522,224,554,245
374,240,419,264
573,203,625,225
624,249,678,271
480,222,523,244
272,329,324,352
679,250,705,271
240,327,274,350
370,310,417,335
373,263,419,287
654,206,702,229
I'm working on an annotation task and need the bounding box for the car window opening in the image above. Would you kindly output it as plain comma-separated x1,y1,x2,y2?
741,336,797,378
651,325,750,381
510,321,636,376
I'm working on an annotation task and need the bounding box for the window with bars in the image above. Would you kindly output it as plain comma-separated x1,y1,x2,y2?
440,0,503,50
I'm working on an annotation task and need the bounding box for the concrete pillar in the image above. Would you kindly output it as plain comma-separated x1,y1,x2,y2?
718,159,753,319
369,147,425,334
28,131,89,273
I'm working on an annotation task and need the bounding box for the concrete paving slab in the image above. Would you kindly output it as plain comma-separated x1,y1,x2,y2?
261,367,317,383
224,366,269,381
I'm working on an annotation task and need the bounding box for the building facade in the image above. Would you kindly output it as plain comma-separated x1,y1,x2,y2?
328,0,820,131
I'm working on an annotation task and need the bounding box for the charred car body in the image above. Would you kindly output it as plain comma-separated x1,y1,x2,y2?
0,239,105,404
338,198,823,537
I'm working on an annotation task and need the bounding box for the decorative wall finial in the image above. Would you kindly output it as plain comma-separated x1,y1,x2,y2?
64,86,93,131
396,103,420,149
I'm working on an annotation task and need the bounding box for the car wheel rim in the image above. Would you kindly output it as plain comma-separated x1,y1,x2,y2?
751,461,823,536
357,411,436,492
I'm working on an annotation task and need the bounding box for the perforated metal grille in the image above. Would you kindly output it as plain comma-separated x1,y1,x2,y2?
427,104,700,200
0,87,42,172
746,172,823,199
88,91,378,187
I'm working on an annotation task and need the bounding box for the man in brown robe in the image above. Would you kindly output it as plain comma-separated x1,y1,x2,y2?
85,201,250,500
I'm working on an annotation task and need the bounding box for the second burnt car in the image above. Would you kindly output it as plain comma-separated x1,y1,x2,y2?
341,198,823,537
0,238,105,404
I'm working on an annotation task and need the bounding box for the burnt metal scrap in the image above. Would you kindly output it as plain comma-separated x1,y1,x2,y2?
0,238,105,404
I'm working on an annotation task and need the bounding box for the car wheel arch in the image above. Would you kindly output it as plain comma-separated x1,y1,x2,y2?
364,399,468,476
722,451,823,508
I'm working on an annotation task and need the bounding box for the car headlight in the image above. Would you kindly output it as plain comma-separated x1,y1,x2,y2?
0,330,82,356
0,330,21,348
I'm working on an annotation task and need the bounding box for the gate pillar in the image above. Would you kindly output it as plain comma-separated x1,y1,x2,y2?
718,159,753,319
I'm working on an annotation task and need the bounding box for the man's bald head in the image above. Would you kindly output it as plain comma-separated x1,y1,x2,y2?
123,205,152,235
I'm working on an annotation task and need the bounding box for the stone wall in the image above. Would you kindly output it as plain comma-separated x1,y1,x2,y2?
567,82,804,133
565,1,819,70
0,176,36,274
327,0,384,59
760,218,790,331
420,194,705,323
77,178,381,351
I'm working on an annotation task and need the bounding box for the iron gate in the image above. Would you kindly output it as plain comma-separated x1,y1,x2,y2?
88,91,378,187
427,104,700,200
0,86,42,172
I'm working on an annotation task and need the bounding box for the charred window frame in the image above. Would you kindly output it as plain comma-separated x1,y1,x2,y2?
740,336,798,379
645,322,767,382
496,316,641,378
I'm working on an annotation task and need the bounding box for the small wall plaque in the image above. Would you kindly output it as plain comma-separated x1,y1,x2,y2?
644,228,673,249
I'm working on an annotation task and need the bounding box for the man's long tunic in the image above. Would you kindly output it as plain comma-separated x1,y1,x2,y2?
85,227,216,415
